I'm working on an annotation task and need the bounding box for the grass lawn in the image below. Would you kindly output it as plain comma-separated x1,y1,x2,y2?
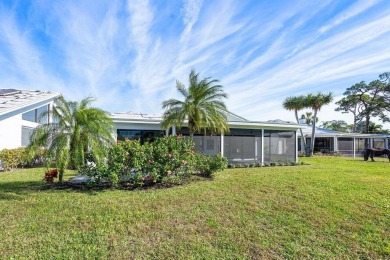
0,157,389,258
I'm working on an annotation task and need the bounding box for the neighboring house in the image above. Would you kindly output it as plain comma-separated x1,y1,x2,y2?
112,112,304,164
0,89,60,150
297,124,390,157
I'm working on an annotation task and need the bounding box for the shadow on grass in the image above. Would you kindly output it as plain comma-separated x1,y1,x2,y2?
0,174,211,201
0,179,102,200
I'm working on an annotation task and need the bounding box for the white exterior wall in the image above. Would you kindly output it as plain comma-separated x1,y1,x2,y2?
0,114,22,150
0,101,55,150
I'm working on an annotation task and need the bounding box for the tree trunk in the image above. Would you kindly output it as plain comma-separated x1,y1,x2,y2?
365,115,370,134
295,110,306,147
58,165,65,184
310,109,318,156
364,115,370,148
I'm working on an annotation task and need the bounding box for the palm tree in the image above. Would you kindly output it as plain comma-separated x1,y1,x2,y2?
300,111,318,125
28,96,115,183
161,70,229,137
305,92,333,156
283,95,307,148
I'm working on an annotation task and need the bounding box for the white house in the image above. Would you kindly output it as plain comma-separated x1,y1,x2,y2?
0,89,60,150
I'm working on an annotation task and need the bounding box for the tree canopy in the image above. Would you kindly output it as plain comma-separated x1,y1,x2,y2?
320,120,351,132
283,95,307,147
335,72,390,134
161,70,229,136
283,92,333,156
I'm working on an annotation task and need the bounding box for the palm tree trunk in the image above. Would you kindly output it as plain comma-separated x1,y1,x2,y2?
310,109,318,156
58,165,65,184
295,110,306,148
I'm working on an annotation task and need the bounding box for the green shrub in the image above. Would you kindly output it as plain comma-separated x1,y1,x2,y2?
270,162,276,167
264,163,270,167
0,148,22,170
249,163,255,168
227,164,235,169
81,136,228,186
193,153,227,177
0,148,44,171
255,163,262,167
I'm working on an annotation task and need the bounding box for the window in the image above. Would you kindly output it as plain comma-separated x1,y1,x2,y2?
117,129,165,144
37,106,49,124
21,126,34,147
22,105,49,124
117,130,142,141
22,110,36,122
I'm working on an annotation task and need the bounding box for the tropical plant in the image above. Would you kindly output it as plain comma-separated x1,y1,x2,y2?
28,96,115,183
355,121,389,134
300,111,318,125
306,92,333,156
320,120,351,132
283,95,307,147
161,70,229,137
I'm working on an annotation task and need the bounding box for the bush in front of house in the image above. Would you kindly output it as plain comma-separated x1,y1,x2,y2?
0,148,45,171
192,153,227,178
80,136,227,187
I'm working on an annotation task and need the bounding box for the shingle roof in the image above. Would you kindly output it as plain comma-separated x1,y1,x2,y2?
0,89,60,116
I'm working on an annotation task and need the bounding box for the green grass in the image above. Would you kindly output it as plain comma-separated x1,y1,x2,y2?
0,157,389,258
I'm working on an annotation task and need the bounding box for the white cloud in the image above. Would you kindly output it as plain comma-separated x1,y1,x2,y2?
0,0,389,130
180,0,203,43
319,0,382,34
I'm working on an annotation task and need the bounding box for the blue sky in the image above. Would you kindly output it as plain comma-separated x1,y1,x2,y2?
1,0,390,126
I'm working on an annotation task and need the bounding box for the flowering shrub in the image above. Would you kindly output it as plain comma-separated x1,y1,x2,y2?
82,136,198,186
80,135,230,187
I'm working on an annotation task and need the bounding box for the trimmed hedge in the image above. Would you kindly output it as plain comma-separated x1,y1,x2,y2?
0,148,45,171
